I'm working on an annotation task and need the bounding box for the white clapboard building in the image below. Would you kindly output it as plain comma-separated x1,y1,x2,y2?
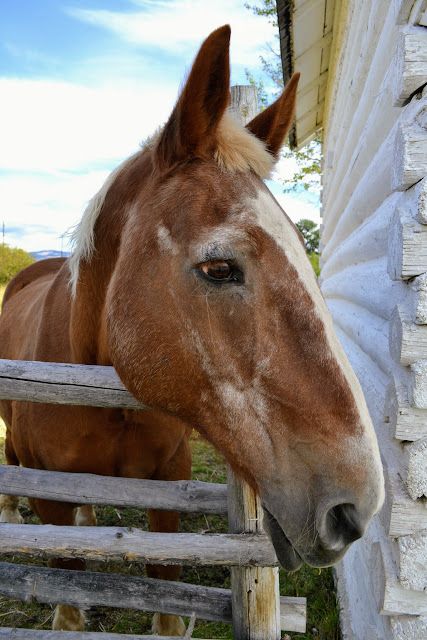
277,1,427,638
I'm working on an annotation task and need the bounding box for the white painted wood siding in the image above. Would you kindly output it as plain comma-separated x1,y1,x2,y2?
320,1,427,638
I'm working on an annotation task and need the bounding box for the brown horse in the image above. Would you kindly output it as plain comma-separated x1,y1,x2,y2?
0,26,384,634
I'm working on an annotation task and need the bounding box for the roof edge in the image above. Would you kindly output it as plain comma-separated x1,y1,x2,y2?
276,0,298,149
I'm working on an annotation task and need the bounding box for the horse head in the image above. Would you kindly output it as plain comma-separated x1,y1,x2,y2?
70,26,384,571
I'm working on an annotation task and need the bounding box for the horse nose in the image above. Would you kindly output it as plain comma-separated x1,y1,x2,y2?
316,502,364,552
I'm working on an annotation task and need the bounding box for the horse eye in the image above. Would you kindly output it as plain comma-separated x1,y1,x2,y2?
200,260,234,281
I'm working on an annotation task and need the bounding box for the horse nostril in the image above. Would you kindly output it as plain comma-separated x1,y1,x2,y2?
318,503,364,551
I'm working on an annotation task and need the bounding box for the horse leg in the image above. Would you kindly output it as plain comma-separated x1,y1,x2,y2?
0,429,24,524
75,504,97,526
147,435,192,637
147,509,187,637
28,497,94,631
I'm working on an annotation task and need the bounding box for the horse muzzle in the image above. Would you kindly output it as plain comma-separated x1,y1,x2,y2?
262,497,366,571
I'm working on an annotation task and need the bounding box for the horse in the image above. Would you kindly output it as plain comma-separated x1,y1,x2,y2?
0,25,384,635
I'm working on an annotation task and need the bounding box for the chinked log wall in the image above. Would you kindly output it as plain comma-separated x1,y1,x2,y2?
0,358,306,640
319,2,427,638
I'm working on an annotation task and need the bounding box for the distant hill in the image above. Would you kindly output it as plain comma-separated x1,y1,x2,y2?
32,250,71,261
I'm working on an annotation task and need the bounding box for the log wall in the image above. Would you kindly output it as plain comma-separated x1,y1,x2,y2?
320,2,427,638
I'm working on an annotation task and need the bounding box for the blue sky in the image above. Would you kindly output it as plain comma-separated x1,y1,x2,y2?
0,0,319,252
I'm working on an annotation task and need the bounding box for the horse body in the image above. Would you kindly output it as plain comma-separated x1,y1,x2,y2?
0,25,384,634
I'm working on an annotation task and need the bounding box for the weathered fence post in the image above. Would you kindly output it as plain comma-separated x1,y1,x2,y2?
227,85,282,640
227,468,281,640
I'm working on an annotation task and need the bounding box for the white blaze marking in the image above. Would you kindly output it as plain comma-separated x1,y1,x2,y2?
250,189,384,509
157,225,178,255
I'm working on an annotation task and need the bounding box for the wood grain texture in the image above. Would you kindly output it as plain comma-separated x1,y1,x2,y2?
399,531,427,592
0,465,228,514
389,307,427,365
230,86,258,125
0,523,278,567
393,26,427,107
410,360,427,409
372,540,427,616
0,561,306,633
388,207,427,281
411,271,427,324
384,468,427,537
385,377,427,441
404,436,427,500
392,87,427,192
0,561,232,622
226,468,286,640
0,359,145,409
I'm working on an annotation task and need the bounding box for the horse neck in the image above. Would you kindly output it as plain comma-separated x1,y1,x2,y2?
70,152,152,365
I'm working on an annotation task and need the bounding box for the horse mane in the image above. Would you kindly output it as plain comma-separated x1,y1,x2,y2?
68,110,274,296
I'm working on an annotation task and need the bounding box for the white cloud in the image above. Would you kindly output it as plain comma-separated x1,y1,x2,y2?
1,1,316,253
0,169,110,252
0,78,176,173
66,0,277,69
274,191,321,226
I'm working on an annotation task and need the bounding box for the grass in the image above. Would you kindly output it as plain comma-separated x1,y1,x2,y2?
0,425,339,639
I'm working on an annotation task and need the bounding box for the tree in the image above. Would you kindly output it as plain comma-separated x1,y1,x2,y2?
245,1,322,196
296,219,320,276
295,219,320,253
0,244,35,285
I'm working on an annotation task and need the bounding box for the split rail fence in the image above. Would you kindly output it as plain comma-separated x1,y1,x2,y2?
0,358,306,639
0,85,306,639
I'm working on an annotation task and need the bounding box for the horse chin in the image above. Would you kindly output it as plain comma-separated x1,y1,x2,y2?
263,508,304,572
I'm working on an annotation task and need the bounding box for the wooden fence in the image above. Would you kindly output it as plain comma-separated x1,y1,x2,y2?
0,358,306,639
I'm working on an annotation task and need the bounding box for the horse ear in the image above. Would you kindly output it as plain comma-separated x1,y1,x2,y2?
156,25,231,169
246,72,300,159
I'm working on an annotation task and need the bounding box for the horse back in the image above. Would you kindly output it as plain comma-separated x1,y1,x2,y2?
2,258,66,310
0,258,72,363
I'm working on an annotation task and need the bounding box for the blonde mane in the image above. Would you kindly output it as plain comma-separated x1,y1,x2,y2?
68,111,274,296
68,153,142,296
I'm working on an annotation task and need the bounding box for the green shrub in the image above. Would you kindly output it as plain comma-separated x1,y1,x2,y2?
308,252,320,276
0,244,35,285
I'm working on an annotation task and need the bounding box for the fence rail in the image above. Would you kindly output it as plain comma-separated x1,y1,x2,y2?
0,523,277,567
0,359,144,409
0,562,306,631
0,353,307,637
0,465,228,514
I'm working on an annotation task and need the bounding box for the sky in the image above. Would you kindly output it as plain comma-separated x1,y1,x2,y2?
0,0,320,253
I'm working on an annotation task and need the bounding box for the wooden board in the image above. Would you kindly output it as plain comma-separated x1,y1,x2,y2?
227,468,284,640
385,378,427,441
0,465,228,515
388,208,427,281
0,523,278,567
0,359,144,410
0,561,306,632
372,540,427,615
389,307,427,365
384,468,427,537
393,26,427,106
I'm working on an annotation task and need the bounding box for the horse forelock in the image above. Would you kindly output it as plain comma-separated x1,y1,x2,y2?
68,111,274,297
214,111,274,178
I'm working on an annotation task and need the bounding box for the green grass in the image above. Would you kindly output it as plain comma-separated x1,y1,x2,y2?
0,429,339,638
